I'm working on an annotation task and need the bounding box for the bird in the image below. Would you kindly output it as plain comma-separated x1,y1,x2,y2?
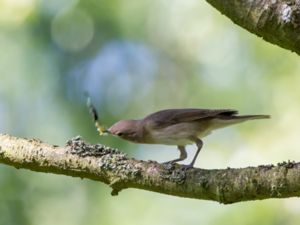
86,96,270,168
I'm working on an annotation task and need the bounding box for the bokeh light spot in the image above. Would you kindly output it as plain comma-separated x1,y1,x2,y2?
37,0,79,17
51,8,94,52
0,0,36,26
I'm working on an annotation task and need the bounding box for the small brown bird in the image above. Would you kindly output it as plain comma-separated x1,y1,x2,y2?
87,97,270,167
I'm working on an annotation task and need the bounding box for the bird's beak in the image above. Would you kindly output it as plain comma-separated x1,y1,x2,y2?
101,127,111,135
104,129,111,135
97,125,111,136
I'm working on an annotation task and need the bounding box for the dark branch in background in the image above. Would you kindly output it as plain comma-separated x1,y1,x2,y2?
206,0,300,55
1,134,300,204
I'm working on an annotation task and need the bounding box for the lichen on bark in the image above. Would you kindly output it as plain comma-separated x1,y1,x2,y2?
0,133,300,204
206,0,300,55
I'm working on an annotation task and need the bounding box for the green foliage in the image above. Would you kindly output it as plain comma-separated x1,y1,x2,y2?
0,0,299,224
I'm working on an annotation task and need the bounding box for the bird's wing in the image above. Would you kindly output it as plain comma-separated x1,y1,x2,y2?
143,108,238,128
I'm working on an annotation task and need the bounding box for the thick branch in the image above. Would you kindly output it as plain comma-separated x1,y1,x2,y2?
0,134,299,204
206,0,300,55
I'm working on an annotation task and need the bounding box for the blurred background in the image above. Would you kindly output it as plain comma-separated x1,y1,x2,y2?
0,0,300,224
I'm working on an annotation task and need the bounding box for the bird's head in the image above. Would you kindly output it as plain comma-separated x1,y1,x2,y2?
107,120,141,142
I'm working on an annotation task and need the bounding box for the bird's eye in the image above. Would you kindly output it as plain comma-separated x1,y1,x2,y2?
117,132,124,136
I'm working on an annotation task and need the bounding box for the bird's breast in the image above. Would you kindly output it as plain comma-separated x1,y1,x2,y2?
143,122,211,145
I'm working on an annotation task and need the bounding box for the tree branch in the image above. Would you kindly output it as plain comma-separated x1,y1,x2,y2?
0,133,299,204
206,0,300,55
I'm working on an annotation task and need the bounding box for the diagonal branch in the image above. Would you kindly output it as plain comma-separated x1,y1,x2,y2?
0,133,299,204
206,0,300,55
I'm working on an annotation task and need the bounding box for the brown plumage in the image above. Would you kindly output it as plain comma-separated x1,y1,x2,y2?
86,98,270,168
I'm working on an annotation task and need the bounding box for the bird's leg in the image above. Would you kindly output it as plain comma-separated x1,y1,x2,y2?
188,139,203,168
163,145,187,164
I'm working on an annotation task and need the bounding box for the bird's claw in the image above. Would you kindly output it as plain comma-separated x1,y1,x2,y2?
181,164,194,170
162,161,194,170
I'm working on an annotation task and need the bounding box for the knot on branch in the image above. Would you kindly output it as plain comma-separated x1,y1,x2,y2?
109,178,125,196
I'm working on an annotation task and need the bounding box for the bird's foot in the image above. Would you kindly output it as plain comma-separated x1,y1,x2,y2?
162,161,194,171
162,160,178,165
180,164,194,170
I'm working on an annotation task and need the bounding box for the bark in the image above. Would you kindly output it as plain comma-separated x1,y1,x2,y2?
206,0,300,55
0,133,300,204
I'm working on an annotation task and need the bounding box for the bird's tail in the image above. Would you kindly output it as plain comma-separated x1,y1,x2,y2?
210,114,270,129
231,115,271,120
